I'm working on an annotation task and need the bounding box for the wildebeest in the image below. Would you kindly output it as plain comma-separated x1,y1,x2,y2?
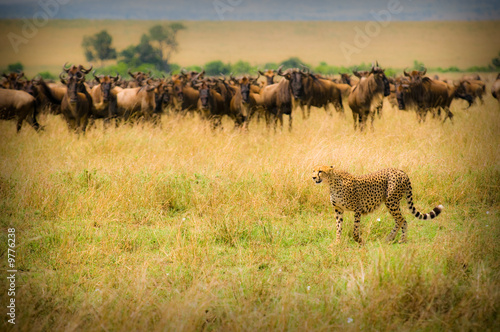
348,64,391,131
491,73,500,102
197,80,230,128
282,67,345,119
228,76,253,128
0,89,41,132
114,79,158,123
455,79,486,108
462,73,481,81
259,71,293,130
90,72,120,125
1,72,26,90
59,71,91,133
127,69,151,88
258,68,277,86
396,74,472,123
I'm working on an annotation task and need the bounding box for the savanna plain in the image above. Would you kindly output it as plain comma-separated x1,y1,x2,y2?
0,20,500,332
1,97,499,331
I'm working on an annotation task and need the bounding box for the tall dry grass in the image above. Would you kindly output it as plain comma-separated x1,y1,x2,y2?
1,97,499,331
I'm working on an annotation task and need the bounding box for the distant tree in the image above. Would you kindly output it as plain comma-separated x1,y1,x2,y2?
82,30,117,66
491,52,500,69
7,62,24,72
38,71,56,80
205,60,231,76
262,62,278,70
231,60,254,75
147,22,186,71
119,34,163,69
412,60,425,71
280,57,306,70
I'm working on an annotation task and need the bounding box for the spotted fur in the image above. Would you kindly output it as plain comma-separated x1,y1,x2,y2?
312,166,444,244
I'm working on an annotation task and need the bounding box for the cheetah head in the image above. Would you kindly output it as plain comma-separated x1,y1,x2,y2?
312,166,333,184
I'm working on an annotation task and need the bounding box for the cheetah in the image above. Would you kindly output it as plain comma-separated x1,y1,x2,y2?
312,166,444,244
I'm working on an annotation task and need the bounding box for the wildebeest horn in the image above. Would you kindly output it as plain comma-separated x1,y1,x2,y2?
376,60,380,67
258,70,265,75
353,68,361,78
92,70,98,79
403,68,410,77
63,62,71,73
59,72,68,84
276,65,284,75
127,69,135,78
80,64,93,74
300,64,310,73
420,67,427,76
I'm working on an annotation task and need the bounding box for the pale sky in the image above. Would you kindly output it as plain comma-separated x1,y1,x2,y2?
0,0,499,20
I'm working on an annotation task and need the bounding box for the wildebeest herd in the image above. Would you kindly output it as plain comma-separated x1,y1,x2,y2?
1,62,499,133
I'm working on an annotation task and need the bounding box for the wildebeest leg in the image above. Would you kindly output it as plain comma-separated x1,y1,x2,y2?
334,99,345,117
359,110,369,132
442,107,454,124
352,111,358,131
370,111,375,131
299,103,306,120
81,115,89,135
29,102,41,132
288,112,292,132
324,103,333,116
87,117,96,130
306,104,312,119
16,118,23,133
416,108,426,123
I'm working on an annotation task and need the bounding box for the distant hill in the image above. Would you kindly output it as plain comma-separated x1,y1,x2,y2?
0,0,499,21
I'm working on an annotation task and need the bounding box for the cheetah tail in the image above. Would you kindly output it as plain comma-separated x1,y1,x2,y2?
406,187,444,220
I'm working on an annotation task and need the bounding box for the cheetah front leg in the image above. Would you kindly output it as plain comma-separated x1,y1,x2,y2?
353,211,362,243
334,208,344,244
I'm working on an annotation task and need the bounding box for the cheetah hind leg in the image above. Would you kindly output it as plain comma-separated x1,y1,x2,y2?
385,203,407,243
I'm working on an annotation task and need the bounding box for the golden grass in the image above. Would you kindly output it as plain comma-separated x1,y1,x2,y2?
0,92,499,330
0,20,499,76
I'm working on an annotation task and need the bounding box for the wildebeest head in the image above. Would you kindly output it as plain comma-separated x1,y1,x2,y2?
352,69,370,79
258,69,277,85
370,62,391,97
63,62,93,80
340,73,351,85
22,79,37,97
395,83,410,110
2,71,25,90
60,71,85,103
278,66,305,100
155,79,171,105
403,67,426,84
94,71,120,102
172,79,184,102
197,81,210,110
128,69,150,85
238,77,251,104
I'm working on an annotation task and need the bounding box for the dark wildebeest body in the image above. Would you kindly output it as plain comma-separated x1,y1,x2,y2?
348,64,391,131
0,89,41,132
492,73,500,103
